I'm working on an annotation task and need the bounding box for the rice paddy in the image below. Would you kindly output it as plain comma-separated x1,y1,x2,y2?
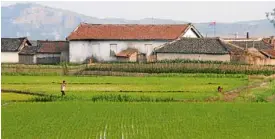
2,73,275,139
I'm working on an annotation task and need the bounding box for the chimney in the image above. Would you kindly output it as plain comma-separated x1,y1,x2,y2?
246,32,249,39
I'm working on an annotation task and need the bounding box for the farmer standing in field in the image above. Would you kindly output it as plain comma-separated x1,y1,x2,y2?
61,80,66,96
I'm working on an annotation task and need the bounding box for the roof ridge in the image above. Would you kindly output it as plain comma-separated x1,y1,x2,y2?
1,37,27,39
81,23,189,26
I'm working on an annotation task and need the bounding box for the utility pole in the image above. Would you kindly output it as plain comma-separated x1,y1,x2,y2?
214,24,216,37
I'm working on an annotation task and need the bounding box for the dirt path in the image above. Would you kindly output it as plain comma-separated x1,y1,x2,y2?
222,74,275,102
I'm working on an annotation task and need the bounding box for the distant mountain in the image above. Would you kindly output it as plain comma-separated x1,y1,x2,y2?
1,3,274,40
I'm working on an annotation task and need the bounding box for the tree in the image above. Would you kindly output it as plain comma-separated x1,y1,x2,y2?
266,8,275,28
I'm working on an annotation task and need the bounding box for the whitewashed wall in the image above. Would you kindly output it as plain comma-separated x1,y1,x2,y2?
69,27,200,63
182,28,199,38
1,52,19,63
69,40,168,63
156,53,231,62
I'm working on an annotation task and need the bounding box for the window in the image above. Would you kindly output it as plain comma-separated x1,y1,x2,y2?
110,44,117,56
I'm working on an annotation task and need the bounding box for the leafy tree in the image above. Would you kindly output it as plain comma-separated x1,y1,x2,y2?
266,8,275,28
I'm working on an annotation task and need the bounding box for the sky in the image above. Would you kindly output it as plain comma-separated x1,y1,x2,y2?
1,1,275,23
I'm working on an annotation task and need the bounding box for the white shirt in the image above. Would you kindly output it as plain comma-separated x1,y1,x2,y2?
61,83,66,91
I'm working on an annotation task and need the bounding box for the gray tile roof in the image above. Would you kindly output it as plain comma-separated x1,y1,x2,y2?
155,38,229,54
228,40,272,50
29,40,38,46
1,37,30,52
19,45,39,55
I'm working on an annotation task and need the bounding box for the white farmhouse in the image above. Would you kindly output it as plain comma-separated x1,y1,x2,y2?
66,23,203,63
1,37,31,63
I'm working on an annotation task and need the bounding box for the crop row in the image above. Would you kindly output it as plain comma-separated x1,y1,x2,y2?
86,63,275,75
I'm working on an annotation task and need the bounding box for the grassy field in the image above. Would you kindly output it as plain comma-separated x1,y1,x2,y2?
2,102,275,139
2,74,275,139
1,74,249,101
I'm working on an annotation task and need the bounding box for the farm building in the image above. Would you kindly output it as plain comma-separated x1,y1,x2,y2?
222,38,275,65
66,23,203,63
19,40,69,64
19,40,39,64
115,48,139,62
36,40,69,64
263,36,275,47
154,38,231,62
1,37,31,63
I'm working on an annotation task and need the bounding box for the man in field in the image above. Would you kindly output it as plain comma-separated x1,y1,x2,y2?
61,80,66,96
217,86,223,93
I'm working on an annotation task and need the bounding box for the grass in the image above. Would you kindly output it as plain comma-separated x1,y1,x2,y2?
2,74,275,138
2,102,275,139
1,74,249,101
239,80,275,102
1,93,35,101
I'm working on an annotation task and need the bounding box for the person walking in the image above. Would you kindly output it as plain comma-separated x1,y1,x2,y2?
61,80,66,96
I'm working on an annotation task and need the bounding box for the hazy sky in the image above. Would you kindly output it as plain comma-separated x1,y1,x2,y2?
1,1,275,23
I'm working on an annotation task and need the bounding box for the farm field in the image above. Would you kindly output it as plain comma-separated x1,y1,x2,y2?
2,73,275,139
2,102,275,139
1,74,249,101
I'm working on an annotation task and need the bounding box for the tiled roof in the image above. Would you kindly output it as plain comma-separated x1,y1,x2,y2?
37,41,69,53
116,48,138,57
260,49,275,59
29,40,38,46
67,24,191,40
223,43,244,55
155,38,229,54
227,40,272,50
19,45,39,55
1,37,30,52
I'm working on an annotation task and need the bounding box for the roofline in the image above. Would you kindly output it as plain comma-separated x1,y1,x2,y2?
155,52,229,55
1,50,19,52
37,40,68,42
178,23,203,38
1,37,27,39
259,50,275,59
66,23,192,41
36,52,61,54
78,23,190,26
68,39,173,41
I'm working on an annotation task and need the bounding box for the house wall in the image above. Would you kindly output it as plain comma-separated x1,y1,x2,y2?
1,52,19,63
268,59,275,65
182,28,199,38
19,54,36,64
69,27,201,63
156,53,231,62
61,51,69,62
36,53,61,64
69,40,168,63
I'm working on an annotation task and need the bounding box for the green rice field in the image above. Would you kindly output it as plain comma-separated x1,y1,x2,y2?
2,74,275,139
2,102,275,139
